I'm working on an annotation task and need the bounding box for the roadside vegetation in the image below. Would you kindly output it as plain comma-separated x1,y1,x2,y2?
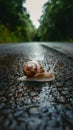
38,0,73,42
0,0,73,43
0,0,36,43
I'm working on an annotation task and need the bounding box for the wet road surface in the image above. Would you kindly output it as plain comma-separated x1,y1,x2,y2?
41,42,73,59
0,43,73,130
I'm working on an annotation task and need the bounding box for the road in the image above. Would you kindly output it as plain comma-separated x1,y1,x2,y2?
0,43,73,130
41,42,73,59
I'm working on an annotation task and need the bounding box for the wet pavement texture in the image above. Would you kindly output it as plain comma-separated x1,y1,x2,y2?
0,43,73,130
41,42,73,59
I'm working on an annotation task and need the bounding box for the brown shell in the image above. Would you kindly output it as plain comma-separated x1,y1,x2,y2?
23,61,45,77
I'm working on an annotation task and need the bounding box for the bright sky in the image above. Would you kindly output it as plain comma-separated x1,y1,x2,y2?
23,0,48,28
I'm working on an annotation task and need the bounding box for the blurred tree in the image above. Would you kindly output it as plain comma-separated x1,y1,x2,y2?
0,0,35,42
39,0,73,41
0,0,25,29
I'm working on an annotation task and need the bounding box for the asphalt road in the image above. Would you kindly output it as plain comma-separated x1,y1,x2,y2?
41,42,73,59
0,43,73,130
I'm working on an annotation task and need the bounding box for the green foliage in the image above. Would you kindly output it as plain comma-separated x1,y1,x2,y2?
0,24,23,43
0,0,35,43
0,0,26,29
39,0,73,41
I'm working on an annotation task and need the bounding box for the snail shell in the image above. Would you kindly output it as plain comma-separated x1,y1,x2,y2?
23,61,45,77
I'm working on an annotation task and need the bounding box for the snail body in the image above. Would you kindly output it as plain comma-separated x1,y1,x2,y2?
23,61,45,77
18,60,57,81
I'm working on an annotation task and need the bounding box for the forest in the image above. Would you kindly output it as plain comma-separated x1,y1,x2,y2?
0,0,73,43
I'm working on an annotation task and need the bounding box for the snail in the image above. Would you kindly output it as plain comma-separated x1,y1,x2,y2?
18,60,57,82
23,60,45,77
23,60,56,79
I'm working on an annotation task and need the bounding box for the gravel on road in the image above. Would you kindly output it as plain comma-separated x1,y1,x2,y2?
0,43,73,130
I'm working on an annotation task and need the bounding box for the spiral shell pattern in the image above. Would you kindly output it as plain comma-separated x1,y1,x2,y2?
23,61,45,77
